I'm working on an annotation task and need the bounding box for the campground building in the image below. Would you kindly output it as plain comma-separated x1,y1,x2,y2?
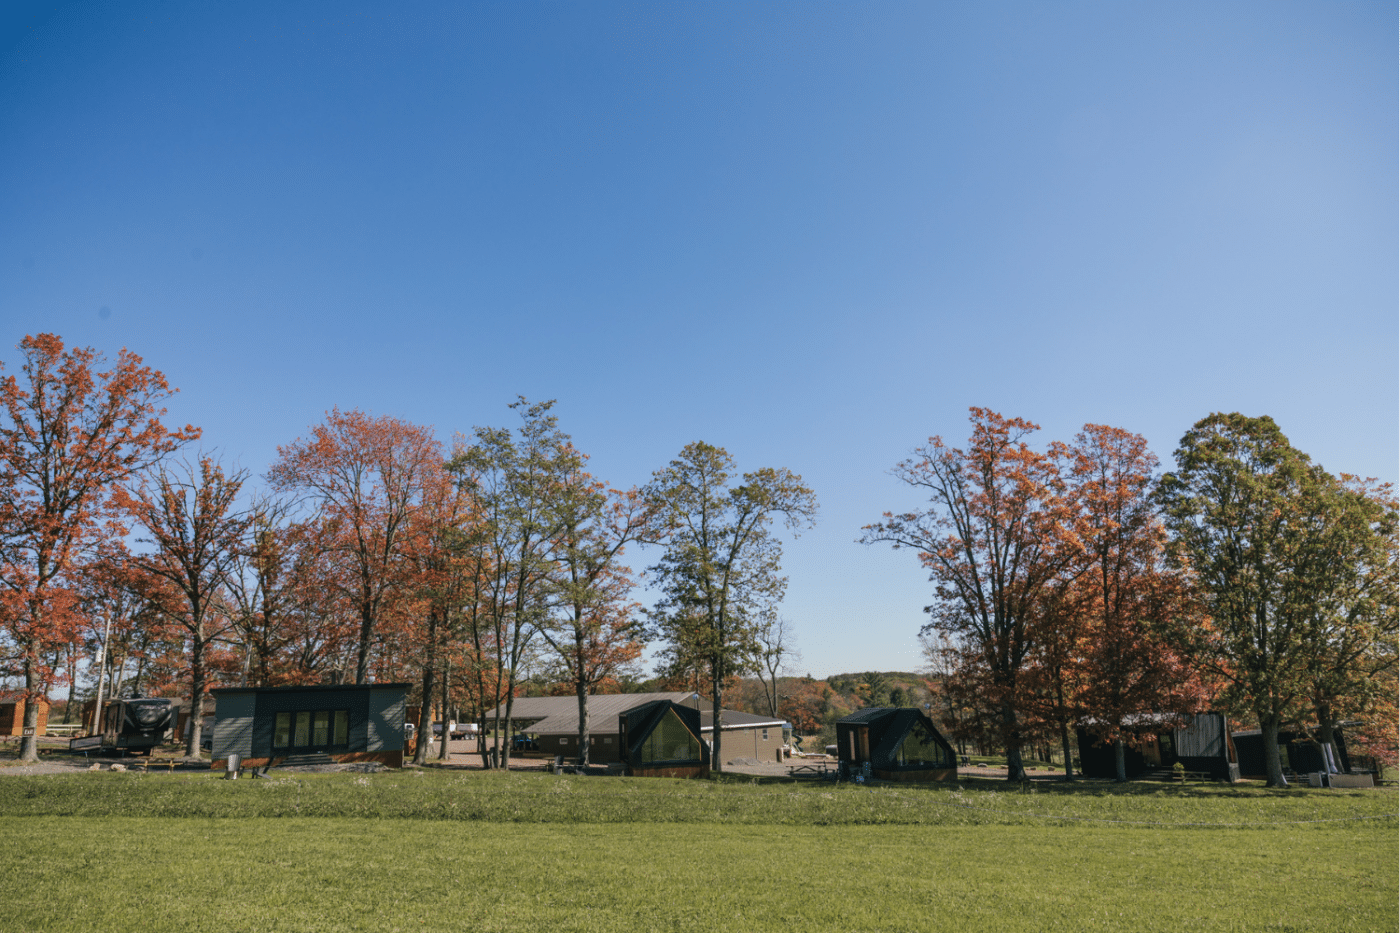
210,682,409,770
835,707,958,782
1076,713,1242,782
620,699,710,778
485,691,789,764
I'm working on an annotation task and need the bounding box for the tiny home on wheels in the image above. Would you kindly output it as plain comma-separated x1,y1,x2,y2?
836,707,958,782
210,683,409,770
68,698,176,756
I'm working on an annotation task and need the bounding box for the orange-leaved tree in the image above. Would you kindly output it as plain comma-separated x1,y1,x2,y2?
116,455,251,755
0,334,197,761
862,409,1080,781
1067,424,1205,781
269,409,441,685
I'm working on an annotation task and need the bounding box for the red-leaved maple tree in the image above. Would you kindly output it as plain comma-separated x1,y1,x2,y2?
0,334,197,760
269,409,441,684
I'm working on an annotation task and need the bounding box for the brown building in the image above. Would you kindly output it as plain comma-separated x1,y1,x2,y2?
486,692,789,764
0,696,49,736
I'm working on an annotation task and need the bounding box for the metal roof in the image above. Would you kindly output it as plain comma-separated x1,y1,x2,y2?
485,692,696,735
484,693,786,735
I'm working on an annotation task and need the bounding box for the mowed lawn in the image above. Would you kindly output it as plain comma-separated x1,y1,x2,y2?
2,770,1395,933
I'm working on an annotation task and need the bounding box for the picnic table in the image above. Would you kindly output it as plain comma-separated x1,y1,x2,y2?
787,763,832,780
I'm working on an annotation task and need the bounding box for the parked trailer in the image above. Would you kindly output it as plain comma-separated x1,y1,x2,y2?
69,698,177,756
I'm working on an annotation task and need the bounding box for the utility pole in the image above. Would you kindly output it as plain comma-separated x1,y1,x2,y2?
89,609,113,735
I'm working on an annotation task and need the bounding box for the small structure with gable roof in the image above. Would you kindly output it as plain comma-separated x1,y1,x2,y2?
836,707,957,782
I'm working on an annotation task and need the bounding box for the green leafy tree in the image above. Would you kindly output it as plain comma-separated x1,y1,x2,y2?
645,442,817,772
1296,476,1397,771
540,463,655,768
1158,413,1379,787
449,398,579,769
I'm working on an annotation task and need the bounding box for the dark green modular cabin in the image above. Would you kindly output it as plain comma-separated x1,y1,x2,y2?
1077,712,1241,782
836,708,957,782
619,700,710,778
210,683,409,770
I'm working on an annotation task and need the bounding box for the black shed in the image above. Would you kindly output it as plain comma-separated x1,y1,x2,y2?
1231,727,1352,779
619,700,710,778
836,708,957,782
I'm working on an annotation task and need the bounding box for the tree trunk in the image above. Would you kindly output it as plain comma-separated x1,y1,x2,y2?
414,611,439,766
185,636,207,758
1114,738,1127,783
413,665,435,766
1260,713,1288,788
1059,721,1076,782
575,678,590,769
710,669,723,774
63,644,78,724
1314,703,1339,774
18,650,42,762
437,661,451,762
355,596,374,685
1001,700,1026,781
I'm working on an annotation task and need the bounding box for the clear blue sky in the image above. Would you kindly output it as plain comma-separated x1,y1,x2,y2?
2,2,1395,678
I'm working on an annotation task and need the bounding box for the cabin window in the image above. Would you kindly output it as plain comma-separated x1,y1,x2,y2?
895,723,953,769
639,709,700,764
762,729,769,741
278,709,350,750
274,713,291,748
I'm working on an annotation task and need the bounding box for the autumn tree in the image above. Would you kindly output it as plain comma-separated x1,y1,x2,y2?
862,409,1079,781
1158,413,1366,788
1067,425,1204,781
1020,576,1091,779
222,493,306,687
646,442,817,773
0,334,197,761
539,462,653,767
449,399,579,769
402,461,475,766
117,455,250,755
269,409,440,685
754,613,799,719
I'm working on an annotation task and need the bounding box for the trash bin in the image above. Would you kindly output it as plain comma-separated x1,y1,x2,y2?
227,753,241,779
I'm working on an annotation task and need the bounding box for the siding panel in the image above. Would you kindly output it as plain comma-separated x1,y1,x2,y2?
212,692,255,760
366,687,406,753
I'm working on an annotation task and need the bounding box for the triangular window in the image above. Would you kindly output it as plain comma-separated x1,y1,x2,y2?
639,708,700,764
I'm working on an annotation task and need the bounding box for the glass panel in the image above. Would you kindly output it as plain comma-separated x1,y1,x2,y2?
896,722,952,768
639,709,700,764
274,712,291,748
294,711,310,747
312,711,329,747
334,710,348,745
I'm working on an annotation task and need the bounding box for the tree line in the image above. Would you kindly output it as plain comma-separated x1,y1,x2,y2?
3,336,1393,786
0,335,813,771
863,409,1396,786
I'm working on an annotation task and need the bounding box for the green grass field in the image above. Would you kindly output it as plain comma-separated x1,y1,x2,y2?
2,769,1395,932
